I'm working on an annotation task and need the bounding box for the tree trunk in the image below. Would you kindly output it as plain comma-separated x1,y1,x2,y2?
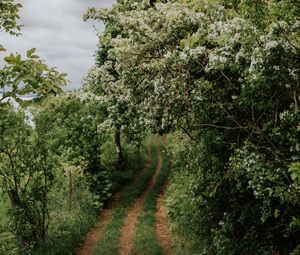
114,126,123,171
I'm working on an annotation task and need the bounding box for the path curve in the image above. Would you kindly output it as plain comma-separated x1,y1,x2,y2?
118,148,163,255
76,147,152,255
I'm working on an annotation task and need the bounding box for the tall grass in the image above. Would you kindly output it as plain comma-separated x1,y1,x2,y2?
33,182,98,255
0,195,19,255
33,146,149,255
0,195,9,230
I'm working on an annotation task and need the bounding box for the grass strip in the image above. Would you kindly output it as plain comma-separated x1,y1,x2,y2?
131,148,170,255
95,145,158,255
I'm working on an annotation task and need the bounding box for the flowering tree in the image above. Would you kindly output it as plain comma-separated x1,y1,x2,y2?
85,0,300,253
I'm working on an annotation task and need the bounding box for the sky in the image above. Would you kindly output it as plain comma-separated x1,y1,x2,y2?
1,0,115,90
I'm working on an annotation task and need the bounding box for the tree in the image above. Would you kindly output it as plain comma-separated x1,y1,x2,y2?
0,0,22,44
83,2,153,170
35,94,114,208
0,106,60,252
0,0,67,104
0,49,68,104
0,1,67,252
85,0,300,253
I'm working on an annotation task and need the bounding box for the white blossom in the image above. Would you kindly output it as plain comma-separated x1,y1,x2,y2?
265,41,279,50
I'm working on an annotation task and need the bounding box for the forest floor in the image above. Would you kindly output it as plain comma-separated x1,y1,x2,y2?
76,142,174,255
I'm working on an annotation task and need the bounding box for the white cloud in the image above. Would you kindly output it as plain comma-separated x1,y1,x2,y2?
0,0,115,90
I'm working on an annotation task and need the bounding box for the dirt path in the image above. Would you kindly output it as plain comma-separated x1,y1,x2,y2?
156,136,174,255
155,167,174,255
118,148,163,255
76,148,152,255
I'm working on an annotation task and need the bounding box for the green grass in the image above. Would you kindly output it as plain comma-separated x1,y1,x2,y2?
33,146,150,255
95,145,159,255
0,194,20,255
131,148,170,255
33,191,98,255
0,144,155,255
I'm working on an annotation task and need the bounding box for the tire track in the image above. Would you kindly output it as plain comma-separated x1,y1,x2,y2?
76,147,152,255
118,147,162,255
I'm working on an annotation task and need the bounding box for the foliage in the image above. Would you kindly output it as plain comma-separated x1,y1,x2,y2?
34,95,112,206
32,172,98,255
0,49,67,104
86,0,300,254
0,1,67,253
0,0,22,36
31,96,149,254
0,106,60,252
1,0,67,104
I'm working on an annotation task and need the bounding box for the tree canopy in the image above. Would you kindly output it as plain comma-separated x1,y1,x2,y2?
84,0,300,253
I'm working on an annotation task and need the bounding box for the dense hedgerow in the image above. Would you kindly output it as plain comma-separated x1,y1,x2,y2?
85,0,300,254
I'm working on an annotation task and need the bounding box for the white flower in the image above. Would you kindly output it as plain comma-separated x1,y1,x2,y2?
235,50,244,63
285,84,291,88
292,20,300,29
195,12,205,18
189,46,206,57
179,52,188,61
265,41,279,50
164,51,172,58
219,56,227,63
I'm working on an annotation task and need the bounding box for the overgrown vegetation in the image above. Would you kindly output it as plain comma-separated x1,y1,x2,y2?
0,101,147,254
85,0,300,254
1,0,299,254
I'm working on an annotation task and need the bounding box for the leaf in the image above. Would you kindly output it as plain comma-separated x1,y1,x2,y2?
274,209,280,218
0,44,6,51
30,54,40,59
291,172,297,181
27,48,36,58
4,53,16,64
59,73,68,78
15,3,23,8
15,54,21,63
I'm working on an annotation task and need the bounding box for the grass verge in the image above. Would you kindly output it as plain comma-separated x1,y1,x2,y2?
33,146,149,255
131,148,170,255
94,145,158,255
0,195,19,255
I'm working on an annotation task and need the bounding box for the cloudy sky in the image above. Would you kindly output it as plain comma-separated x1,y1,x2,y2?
1,0,115,90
